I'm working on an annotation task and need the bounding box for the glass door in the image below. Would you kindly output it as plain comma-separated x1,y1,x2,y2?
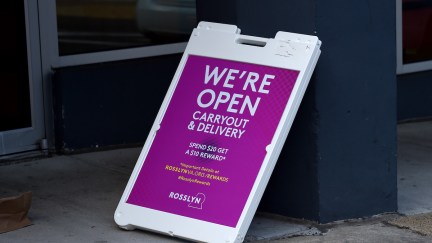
0,0,45,155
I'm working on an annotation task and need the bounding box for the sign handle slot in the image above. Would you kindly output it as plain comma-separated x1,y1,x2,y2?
236,36,267,47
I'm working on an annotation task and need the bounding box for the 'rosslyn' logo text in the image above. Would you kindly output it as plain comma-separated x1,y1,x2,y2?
168,192,206,209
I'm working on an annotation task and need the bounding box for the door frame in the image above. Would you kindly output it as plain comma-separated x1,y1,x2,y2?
0,0,46,155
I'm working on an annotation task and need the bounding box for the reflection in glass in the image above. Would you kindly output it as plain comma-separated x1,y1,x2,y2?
403,0,432,64
0,1,32,132
56,0,196,56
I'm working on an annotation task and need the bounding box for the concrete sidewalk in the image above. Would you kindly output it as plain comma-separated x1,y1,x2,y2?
1,120,432,242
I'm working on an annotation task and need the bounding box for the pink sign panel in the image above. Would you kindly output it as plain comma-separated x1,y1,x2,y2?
127,55,299,227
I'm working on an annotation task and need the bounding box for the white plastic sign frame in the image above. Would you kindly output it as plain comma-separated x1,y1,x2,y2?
115,22,321,243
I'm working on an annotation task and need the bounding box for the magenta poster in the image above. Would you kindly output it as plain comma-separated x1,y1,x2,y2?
127,55,299,227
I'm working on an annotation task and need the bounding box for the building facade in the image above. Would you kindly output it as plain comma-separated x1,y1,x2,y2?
2,0,431,223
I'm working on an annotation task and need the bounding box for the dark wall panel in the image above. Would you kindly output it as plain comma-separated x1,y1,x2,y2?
398,71,432,121
53,55,182,152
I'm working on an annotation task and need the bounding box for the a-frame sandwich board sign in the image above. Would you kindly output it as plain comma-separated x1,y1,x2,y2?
115,21,321,243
